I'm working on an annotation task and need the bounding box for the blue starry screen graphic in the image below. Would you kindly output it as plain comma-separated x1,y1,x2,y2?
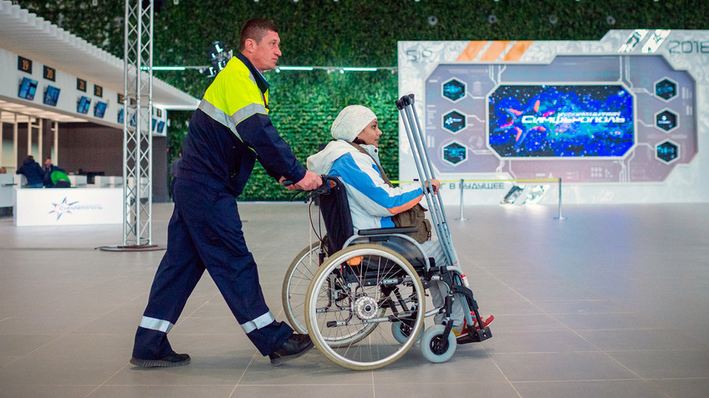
488,85,635,158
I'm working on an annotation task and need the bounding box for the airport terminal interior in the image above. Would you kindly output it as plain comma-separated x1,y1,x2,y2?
1,1,708,397
1,203,708,397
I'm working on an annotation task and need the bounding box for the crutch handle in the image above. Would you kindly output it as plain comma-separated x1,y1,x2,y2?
396,94,415,110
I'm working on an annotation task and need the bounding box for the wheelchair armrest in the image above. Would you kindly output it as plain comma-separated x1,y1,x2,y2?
357,226,418,236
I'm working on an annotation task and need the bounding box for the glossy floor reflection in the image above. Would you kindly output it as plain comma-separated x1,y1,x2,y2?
0,203,707,398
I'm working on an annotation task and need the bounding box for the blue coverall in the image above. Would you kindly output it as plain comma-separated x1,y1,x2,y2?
132,53,306,359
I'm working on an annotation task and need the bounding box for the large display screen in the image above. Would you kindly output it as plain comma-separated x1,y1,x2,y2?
18,77,38,100
487,84,635,158
43,85,60,106
77,96,91,114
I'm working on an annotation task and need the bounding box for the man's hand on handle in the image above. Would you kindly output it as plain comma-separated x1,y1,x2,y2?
295,171,323,191
280,171,322,191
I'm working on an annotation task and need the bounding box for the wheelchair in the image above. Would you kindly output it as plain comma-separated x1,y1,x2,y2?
282,95,492,370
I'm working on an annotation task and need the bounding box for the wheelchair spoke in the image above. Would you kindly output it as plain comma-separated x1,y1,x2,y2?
283,243,323,334
306,244,426,369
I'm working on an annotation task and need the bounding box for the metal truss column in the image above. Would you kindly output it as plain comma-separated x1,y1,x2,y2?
122,0,153,246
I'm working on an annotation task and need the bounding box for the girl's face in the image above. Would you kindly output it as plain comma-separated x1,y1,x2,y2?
356,119,382,147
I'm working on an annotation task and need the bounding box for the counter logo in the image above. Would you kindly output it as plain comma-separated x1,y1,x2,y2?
49,197,80,220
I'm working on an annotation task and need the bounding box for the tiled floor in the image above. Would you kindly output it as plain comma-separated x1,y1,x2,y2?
0,203,708,397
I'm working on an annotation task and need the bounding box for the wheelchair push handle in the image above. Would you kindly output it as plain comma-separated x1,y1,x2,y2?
280,171,325,190
280,174,327,187
311,176,336,195
281,174,333,195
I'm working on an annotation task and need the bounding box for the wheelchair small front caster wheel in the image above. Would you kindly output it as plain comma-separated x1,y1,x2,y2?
420,325,456,363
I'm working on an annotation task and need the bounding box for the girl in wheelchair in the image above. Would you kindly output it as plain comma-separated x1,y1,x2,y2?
283,104,492,370
307,105,439,235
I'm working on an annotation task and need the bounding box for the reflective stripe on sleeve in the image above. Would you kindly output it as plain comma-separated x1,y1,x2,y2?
240,311,275,334
140,316,174,333
231,103,267,126
198,99,240,138
199,99,267,142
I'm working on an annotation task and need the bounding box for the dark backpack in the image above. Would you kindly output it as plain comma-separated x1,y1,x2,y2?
316,176,354,254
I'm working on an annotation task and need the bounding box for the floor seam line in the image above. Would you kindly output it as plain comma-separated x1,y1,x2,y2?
81,363,129,398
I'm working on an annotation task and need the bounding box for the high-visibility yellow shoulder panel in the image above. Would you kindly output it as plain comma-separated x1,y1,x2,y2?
203,58,268,117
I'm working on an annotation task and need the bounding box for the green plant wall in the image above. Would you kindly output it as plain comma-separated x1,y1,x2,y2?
18,0,709,199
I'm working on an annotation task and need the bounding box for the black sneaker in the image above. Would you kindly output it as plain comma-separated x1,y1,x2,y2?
268,333,314,366
130,351,191,368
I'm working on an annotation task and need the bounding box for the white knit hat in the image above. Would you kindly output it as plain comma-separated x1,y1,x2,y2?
330,105,377,142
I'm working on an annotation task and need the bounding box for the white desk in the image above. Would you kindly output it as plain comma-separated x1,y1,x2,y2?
93,176,123,187
13,187,122,226
0,174,15,207
9,174,87,188
69,175,88,187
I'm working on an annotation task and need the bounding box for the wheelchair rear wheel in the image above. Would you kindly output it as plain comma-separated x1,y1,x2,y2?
305,244,425,370
282,242,322,334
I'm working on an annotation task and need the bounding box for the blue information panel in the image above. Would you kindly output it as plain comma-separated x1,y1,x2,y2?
43,85,60,106
18,77,38,100
77,96,91,114
94,101,107,118
488,84,635,158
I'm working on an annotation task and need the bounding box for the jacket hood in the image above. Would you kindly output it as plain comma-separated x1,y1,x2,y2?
307,140,357,174
307,140,380,175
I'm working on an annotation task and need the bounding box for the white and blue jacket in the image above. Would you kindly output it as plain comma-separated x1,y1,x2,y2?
307,140,424,232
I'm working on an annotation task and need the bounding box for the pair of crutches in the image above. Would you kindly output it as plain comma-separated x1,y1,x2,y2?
396,94,492,342
396,94,458,268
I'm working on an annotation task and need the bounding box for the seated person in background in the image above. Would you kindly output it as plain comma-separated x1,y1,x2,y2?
307,105,492,340
16,155,44,188
0,166,7,174
43,157,71,188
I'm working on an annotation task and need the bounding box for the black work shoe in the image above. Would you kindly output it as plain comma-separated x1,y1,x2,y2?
268,333,314,366
130,351,191,368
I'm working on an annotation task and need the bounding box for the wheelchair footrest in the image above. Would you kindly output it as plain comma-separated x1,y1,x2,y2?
457,326,493,344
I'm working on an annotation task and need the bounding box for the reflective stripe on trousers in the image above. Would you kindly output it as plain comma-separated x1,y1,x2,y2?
140,316,174,333
240,311,275,334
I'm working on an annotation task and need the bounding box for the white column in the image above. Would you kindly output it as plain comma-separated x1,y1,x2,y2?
53,121,59,165
26,118,32,157
0,111,4,167
13,113,18,168
38,118,43,161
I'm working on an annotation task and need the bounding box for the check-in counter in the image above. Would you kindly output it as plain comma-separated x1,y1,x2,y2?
93,176,123,187
14,174,25,186
13,186,122,226
0,174,16,207
10,174,88,188
69,175,88,187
